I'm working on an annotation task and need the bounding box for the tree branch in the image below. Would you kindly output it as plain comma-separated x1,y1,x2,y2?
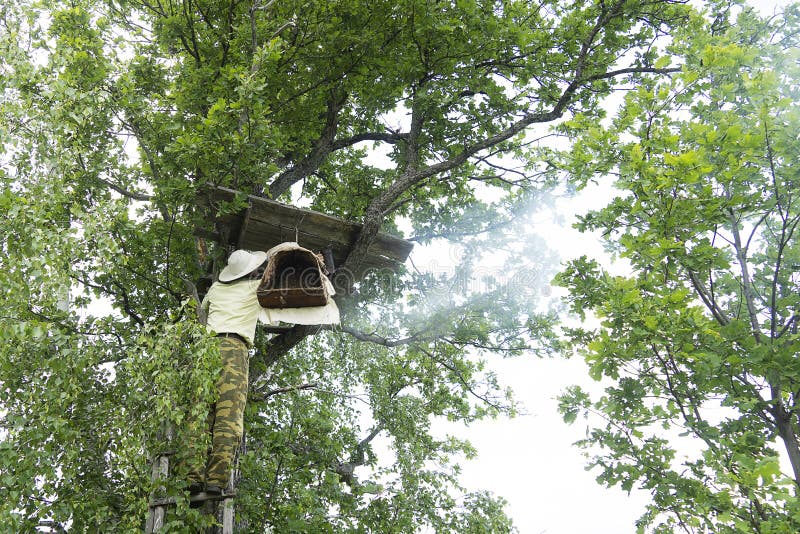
727,207,762,342
686,269,730,326
584,65,682,83
331,130,409,150
268,89,348,198
251,382,319,401
334,425,383,487
260,324,318,368
418,345,508,412
777,315,799,339
96,177,153,201
110,279,146,327
335,325,423,347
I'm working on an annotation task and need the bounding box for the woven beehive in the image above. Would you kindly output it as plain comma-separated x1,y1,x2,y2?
257,247,329,308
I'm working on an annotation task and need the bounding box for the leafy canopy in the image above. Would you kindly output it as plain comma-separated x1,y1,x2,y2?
556,3,800,532
2,0,699,531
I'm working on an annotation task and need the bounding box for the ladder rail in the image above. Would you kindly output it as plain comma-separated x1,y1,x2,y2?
145,452,171,534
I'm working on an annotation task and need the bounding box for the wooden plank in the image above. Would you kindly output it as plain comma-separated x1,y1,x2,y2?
245,201,412,263
205,187,413,270
246,199,360,244
236,204,253,249
238,219,351,263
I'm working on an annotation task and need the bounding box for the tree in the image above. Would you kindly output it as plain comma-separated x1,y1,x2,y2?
2,0,695,531
555,2,800,531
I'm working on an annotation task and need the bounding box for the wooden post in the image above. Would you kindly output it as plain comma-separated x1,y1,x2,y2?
217,432,243,533
221,497,235,533
144,454,169,533
145,424,174,533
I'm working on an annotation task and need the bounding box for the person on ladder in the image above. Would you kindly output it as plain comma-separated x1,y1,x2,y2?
186,249,268,497
181,245,340,499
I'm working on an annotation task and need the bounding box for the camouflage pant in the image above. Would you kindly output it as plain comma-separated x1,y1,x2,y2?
186,337,249,488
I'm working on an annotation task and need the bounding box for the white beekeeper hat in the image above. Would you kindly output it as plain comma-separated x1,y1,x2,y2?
219,250,268,282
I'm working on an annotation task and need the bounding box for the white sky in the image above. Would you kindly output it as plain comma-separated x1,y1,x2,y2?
418,182,649,534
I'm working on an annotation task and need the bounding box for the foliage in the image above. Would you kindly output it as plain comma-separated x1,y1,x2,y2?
1,0,702,531
555,3,800,532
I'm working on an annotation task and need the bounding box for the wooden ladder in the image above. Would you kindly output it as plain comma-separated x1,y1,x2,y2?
144,434,237,533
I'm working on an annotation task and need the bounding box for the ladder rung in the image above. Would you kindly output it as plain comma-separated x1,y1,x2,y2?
149,491,236,508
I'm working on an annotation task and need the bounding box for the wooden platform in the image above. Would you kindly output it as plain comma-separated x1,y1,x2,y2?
203,187,413,273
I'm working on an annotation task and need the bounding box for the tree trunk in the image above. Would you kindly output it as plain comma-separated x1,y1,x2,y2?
774,405,800,485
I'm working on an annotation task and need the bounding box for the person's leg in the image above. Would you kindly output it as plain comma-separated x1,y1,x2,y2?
206,338,249,490
174,397,215,491
183,406,215,490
